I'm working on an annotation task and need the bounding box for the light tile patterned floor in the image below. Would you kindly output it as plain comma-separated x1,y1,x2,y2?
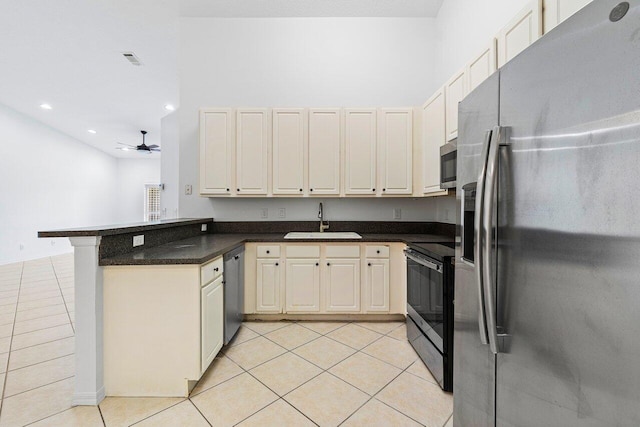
0,254,453,426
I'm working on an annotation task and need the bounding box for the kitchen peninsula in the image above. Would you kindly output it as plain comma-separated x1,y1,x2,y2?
39,219,453,403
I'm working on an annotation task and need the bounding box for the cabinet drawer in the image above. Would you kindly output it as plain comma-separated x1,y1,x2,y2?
325,245,360,258
365,245,390,258
286,245,320,258
201,256,224,286
257,245,280,258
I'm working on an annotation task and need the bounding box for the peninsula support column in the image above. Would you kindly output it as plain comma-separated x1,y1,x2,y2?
69,236,104,405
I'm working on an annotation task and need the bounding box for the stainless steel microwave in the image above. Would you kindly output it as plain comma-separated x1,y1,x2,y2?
440,140,457,189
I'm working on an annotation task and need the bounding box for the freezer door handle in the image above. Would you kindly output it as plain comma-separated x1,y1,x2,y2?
474,129,493,346
482,125,506,354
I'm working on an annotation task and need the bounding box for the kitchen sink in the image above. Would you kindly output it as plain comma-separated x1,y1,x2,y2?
284,232,362,239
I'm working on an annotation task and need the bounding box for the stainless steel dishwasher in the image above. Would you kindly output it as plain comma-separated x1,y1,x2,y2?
223,246,244,344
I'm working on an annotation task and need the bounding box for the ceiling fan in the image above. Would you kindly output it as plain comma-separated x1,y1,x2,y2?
116,130,160,153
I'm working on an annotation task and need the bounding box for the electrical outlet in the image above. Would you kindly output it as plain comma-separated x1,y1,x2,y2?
201,224,207,232
278,208,286,218
393,208,402,220
445,209,451,221
19,244,24,251
185,185,192,195
133,235,144,247
260,208,268,219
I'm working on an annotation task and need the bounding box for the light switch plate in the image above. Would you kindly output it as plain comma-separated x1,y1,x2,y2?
133,235,144,247
185,185,192,195
260,208,268,219
278,208,286,218
201,224,207,232
393,208,402,220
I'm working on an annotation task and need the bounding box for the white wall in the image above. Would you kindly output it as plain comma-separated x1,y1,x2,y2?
176,17,454,223
434,0,531,86
160,111,180,219
0,103,119,265
116,158,162,223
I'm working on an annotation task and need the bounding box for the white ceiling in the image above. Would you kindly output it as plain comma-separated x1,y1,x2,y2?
180,0,445,18
0,0,443,159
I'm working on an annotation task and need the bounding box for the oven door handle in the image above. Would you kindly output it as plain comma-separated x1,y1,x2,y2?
404,250,442,273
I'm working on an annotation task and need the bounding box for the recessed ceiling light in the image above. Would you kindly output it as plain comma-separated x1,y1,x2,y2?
40,103,52,110
164,104,175,111
88,129,97,134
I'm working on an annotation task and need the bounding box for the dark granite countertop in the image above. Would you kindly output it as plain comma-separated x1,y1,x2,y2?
38,218,213,237
100,232,454,266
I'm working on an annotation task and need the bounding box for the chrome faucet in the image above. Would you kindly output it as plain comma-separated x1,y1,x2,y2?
318,203,330,232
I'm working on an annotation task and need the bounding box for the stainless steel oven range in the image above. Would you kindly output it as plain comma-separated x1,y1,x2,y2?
405,242,455,392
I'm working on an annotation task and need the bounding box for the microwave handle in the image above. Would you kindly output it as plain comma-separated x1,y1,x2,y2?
474,129,493,346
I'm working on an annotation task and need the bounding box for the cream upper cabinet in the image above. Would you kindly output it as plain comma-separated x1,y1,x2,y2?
467,39,497,94
445,68,467,142
272,108,307,195
199,109,234,195
308,109,341,196
378,108,413,195
543,0,592,33
256,258,281,313
364,258,390,312
285,258,320,312
497,0,543,68
236,108,269,195
422,88,446,194
344,109,377,195
324,258,361,312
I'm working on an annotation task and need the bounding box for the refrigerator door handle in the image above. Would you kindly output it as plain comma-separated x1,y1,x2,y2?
482,125,505,354
474,129,493,346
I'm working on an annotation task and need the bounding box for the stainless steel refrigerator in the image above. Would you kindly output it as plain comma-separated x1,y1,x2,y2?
454,1,640,425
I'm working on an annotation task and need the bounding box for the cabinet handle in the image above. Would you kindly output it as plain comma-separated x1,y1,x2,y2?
383,188,386,192
237,188,240,192
226,188,230,192
327,262,330,266
376,250,380,254
372,188,376,192
299,188,303,192
214,267,219,272
266,250,270,254
275,262,279,266
310,188,313,192
234,255,239,260
315,262,319,266
368,263,372,266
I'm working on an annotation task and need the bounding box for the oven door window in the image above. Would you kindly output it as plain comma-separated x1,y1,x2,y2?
407,257,444,352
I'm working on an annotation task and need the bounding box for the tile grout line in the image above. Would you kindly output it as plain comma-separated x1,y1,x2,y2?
0,261,24,417
5,351,75,374
126,398,187,426
2,374,75,400
185,398,213,427
49,258,75,334
97,404,107,427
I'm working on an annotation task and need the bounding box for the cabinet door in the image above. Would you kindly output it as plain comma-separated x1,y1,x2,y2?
236,108,269,195
199,109,234,195
273,108,306,195
445,68,466,142
308,109,341,195
422,89,446,194
378,109,413,195
285,259,320,312
364,259,390,312
467,39,497,94
344,109,377,195
497,0,542,68
543,0,591,33
325,258,361,312
201,276,224,373
256,259,281,313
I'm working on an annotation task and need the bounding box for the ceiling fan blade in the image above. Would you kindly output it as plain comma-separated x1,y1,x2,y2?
117,142,136,148
147,144,159,149
150,148,161,152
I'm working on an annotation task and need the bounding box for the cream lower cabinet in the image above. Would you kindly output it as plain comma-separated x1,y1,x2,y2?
324,245,361,312
256,254,282,313
285,245,321,312
245,243,403,315
201,275,223,373
103,256,225,397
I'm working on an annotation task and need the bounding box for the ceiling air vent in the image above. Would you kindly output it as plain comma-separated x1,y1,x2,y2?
122,52,142,66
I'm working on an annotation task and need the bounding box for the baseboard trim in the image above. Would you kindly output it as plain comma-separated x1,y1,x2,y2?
73,387,105,406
